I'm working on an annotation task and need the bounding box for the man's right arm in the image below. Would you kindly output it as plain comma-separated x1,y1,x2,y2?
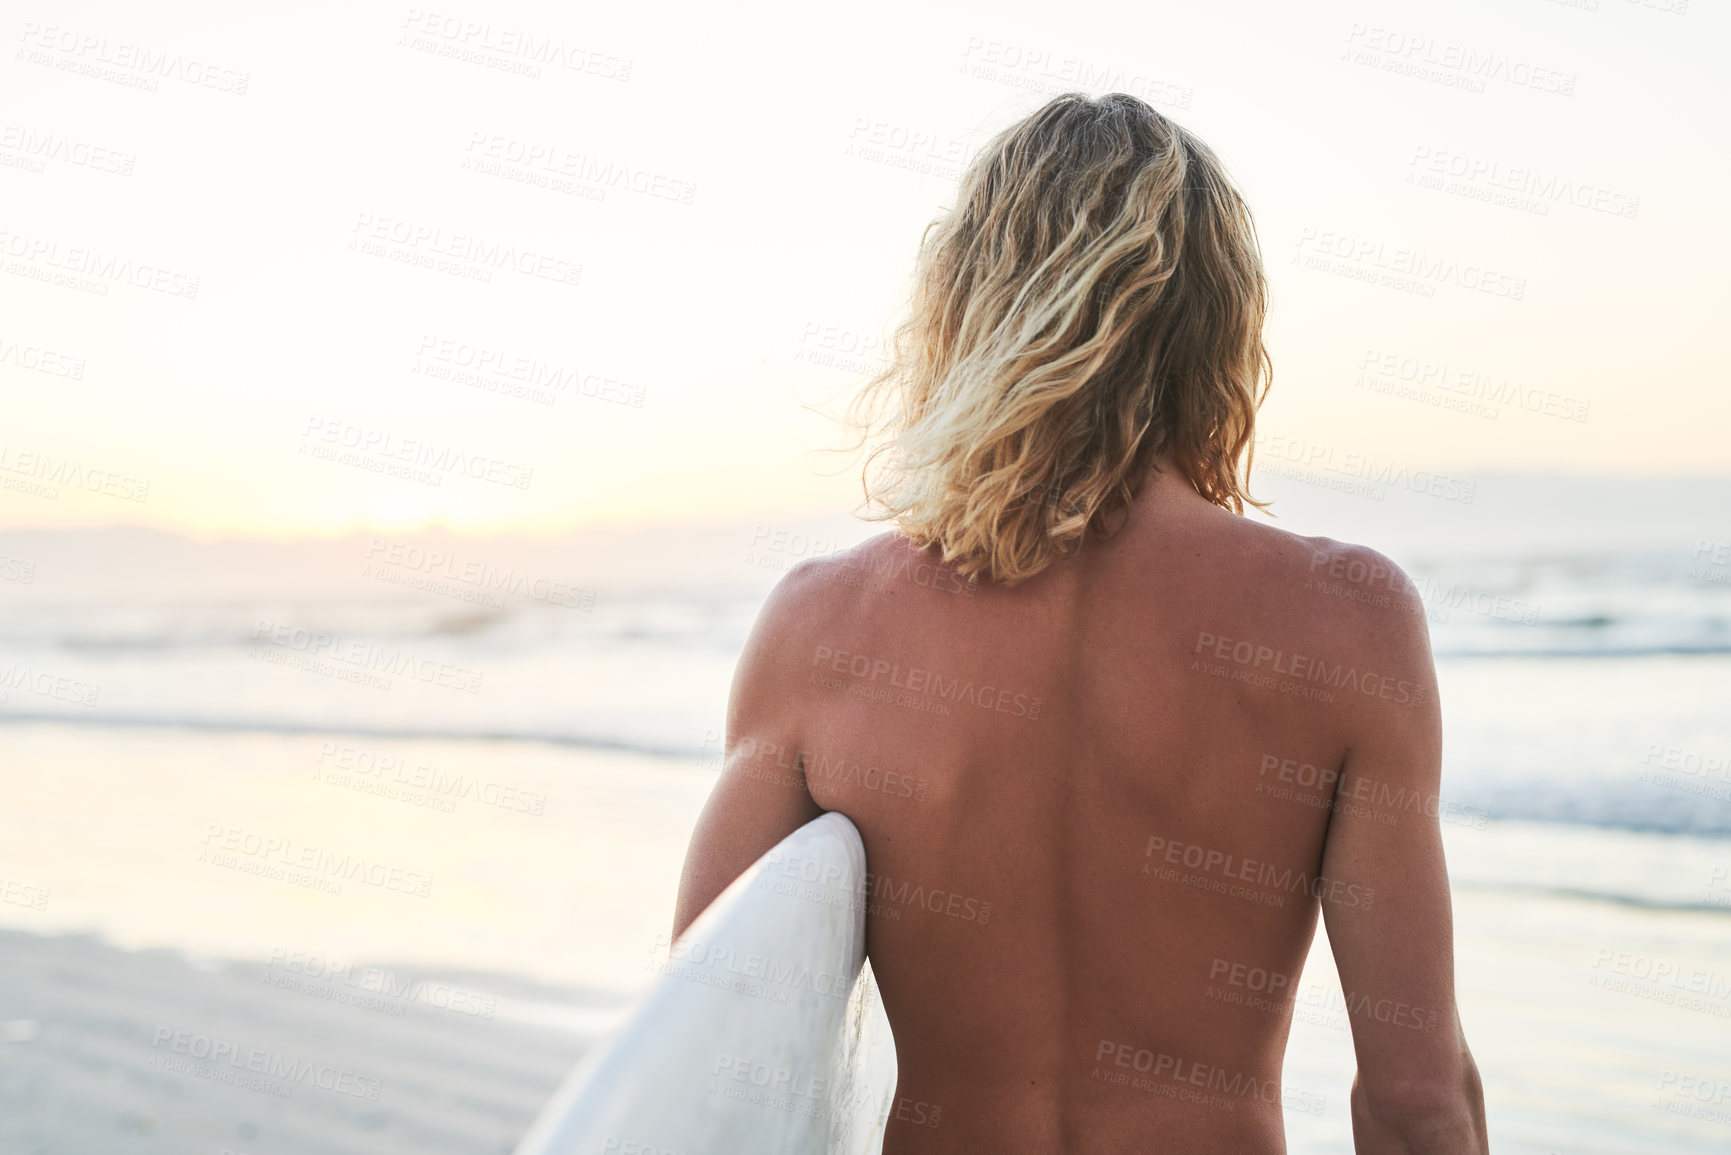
1316,548,1489,1154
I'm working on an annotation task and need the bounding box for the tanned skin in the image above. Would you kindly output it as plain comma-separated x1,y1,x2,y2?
675,453,1489,1154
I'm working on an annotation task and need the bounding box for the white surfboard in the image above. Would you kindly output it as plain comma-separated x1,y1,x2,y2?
514,812,899,1155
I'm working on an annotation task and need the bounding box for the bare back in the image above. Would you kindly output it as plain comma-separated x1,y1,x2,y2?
675,465,1482,1153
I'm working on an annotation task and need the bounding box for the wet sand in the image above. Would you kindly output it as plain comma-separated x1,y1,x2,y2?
0,928,609,1155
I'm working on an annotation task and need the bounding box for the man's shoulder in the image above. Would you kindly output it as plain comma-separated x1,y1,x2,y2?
1165,516,1438,722
735,533,933,701
1217,513,1420,603
1194,514,1430,665
779,531,977,603
752,531,909,628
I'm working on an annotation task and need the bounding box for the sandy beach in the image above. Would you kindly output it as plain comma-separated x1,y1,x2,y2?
0,725,705,1155
0,928,592,1155
4,722,1731,1153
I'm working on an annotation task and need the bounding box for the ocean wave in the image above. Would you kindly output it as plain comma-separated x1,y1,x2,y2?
0,709,697,760
0,597,758,654
2,545,1726,659
1452,882,1731,914
3,709,1729,848
1432,641,1731,659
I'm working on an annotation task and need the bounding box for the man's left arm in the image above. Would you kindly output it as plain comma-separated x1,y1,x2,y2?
672,564,827,938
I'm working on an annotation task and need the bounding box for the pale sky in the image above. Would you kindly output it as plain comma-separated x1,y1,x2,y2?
2,0,1725,537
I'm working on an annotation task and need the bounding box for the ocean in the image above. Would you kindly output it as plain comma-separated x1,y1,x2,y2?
2,473,1730,1152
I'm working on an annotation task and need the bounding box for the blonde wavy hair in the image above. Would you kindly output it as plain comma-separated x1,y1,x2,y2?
846,92,1271,585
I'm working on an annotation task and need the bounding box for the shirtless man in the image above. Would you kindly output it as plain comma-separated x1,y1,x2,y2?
674,92,1488,1154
